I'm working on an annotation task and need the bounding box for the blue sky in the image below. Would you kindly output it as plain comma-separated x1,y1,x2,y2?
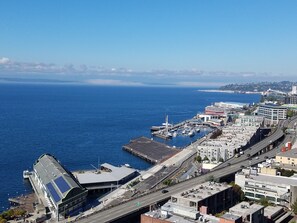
1,0,297,86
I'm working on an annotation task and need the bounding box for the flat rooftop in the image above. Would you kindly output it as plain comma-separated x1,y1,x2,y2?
73,163,138,184
220,213,241,221
276,148,297,158
229,201,263,216
244,172,297,186
123,136,179,164
264,206,284,219
172,181,231,202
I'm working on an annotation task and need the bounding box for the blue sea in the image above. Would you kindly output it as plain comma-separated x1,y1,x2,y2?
0,84,260,211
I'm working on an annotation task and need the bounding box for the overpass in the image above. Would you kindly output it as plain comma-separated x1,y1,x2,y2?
76,116,297,223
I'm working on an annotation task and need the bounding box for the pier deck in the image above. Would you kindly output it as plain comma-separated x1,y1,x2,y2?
123,137,179,164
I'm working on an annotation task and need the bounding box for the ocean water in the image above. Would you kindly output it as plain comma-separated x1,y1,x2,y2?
0,84,260,211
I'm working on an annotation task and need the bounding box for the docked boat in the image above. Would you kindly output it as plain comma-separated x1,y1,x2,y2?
23,170,32,179
188,130,195,137
151,125,165,131
172,131,178,137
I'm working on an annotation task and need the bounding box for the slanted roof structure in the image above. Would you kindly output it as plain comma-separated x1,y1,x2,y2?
33,154,86,206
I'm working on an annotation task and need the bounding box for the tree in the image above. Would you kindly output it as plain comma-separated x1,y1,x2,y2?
230,182,245,202
203,156,209,161
291,199,297,215
195,155,202,163
163,179,173,186
259,197,270,207
218,157,224,162
287,110,295,118
211,157,216,162
207,175,215,182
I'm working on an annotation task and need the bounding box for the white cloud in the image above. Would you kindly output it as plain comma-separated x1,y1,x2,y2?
0,57,292,86
0,57,10,64
85,79,145,86
176,81,226,87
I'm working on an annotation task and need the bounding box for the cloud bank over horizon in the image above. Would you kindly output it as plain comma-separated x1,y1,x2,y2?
0,57,295,87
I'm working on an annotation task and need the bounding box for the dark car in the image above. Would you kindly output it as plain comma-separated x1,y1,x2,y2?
162,189,169,194
240,165,245,168
264,156,268,159
246,154,251,157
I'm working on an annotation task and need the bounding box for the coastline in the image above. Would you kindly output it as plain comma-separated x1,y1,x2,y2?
197,89,263,94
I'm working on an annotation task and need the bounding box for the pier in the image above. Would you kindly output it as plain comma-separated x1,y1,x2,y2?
123,137,179,164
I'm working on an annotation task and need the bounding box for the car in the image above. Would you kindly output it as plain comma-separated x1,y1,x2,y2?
227,162,231,166
240,165,245,168
162,189,169,194
255,156,259,160
246,153,251,157
264,156,268,159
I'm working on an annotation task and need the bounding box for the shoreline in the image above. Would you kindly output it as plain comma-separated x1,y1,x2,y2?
197,89,263,94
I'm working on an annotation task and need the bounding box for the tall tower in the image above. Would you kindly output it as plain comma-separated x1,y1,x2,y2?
292,85,297,95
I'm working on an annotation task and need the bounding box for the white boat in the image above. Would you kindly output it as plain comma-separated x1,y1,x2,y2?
188,130,195,137
23,170,32,179
195,128,200,133
151,125,165,131
167,132,173,138
172,131,178,137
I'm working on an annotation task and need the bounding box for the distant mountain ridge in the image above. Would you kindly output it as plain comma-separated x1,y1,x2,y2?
219,81,297,92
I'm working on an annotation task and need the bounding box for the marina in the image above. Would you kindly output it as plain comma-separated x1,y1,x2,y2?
151,115,210,140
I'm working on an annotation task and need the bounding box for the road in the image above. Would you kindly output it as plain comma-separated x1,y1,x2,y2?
77,116,297,223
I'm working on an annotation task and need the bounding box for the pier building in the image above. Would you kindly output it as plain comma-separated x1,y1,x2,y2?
33,154,88,220
73,163,139,191
123,137,179,164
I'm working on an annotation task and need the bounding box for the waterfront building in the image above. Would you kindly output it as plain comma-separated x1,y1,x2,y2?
257,103,287,125
205,105,227,116
214,102,249,109
235,169,297,207
73,163,139,192
33,154,88,220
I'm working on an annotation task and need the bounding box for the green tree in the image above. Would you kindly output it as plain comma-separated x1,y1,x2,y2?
211,157,216,162
291,199,297,215
207,175,215,182
195,155,202,163
163,179,173,186
230,182,245,202
259,197,270,207
203,156,209,161
287,110,295,118
0,218,7,223
218,157,224,162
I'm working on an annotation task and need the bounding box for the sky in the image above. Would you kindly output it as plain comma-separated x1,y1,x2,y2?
1,0,297,87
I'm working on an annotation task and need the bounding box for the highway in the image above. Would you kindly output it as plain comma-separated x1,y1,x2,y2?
76,116,297,223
